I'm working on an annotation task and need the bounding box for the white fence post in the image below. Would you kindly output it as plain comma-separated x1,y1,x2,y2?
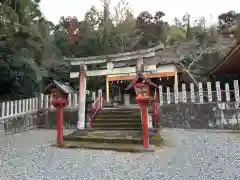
199,82,204,103
31,98,34,111
174,85,178,104
190,83,195,103
35,97,38,110
182,84,187,103
10,101,13,116
18,100,21,113
216,81,221,102
44,95,49,109
22,100,25,113
6,101,10,117
225,83,230,102
167,87,171,104
1,102,5,117
33,98,35,110
159,85,163,105
73,94,78,107
207,82,212,102
14,101,18,114
98,89,103,109
29,98,31,111
68,94,72,108
26,99,29,112
234,80,239,102
92,92,96,102
40,94,44,108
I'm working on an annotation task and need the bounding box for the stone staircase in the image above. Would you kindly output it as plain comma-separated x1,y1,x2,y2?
60,107,163,152
92,107,142,130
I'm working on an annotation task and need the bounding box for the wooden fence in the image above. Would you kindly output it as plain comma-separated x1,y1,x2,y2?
158,80,240,105
0,90,103,122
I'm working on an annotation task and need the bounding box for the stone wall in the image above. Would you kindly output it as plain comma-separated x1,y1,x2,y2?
158,102,240,129
37,108,92,129
1,108,92,135
1,111,41,134
38,109,78,129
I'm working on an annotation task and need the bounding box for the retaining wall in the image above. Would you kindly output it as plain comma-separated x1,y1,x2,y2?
158,102,240,129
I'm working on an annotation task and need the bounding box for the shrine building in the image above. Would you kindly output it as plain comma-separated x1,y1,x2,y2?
209,42,240,87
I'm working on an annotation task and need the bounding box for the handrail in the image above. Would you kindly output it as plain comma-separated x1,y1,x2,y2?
90,96,102,128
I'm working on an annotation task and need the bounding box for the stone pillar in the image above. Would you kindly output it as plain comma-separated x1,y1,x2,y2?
77,64,87,130
85,97,94,129
118,87,122,102
124,94,130,106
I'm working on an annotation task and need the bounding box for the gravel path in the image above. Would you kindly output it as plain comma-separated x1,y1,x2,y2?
0,128,239,180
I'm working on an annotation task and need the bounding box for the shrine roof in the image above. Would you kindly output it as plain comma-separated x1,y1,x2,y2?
209,43,240,75
44,80,76,94
125,73,159,90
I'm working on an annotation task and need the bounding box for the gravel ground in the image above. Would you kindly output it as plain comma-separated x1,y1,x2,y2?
0,128,239,180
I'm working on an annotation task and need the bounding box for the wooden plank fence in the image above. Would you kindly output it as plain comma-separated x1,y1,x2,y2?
158,80,240,106
0,90,102,122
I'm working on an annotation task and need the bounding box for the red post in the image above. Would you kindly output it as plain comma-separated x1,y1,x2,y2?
140,104,149,149
52,98,67,146
56,106,64,146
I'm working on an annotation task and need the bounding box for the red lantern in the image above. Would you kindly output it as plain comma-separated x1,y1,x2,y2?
125,73,158,149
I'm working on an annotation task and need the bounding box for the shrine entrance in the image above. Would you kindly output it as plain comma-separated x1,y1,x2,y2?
66,44,180,130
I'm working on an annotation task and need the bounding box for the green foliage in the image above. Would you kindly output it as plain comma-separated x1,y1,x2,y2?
218,10,240,30
1,0,239,99
166,26,186,45
0,0,68,100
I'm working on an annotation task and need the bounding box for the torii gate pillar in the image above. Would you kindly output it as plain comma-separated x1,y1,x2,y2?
77,64,87,129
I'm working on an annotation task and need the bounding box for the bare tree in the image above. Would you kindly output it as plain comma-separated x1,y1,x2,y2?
174,39,231,85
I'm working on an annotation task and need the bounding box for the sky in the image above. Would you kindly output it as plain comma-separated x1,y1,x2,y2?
39,0,240,26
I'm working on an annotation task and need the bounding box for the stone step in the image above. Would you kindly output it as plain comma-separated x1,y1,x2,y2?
63,135,142,144
54,141,156,152
62,130,163,152
92,122,142,129
91,127,143,130
98,111,140,115
68,129,142,137
96,114,141,119
102,107,139,111
94,118,141,122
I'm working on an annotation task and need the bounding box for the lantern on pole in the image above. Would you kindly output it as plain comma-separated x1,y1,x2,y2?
126,73,158,149
44,80,75,146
